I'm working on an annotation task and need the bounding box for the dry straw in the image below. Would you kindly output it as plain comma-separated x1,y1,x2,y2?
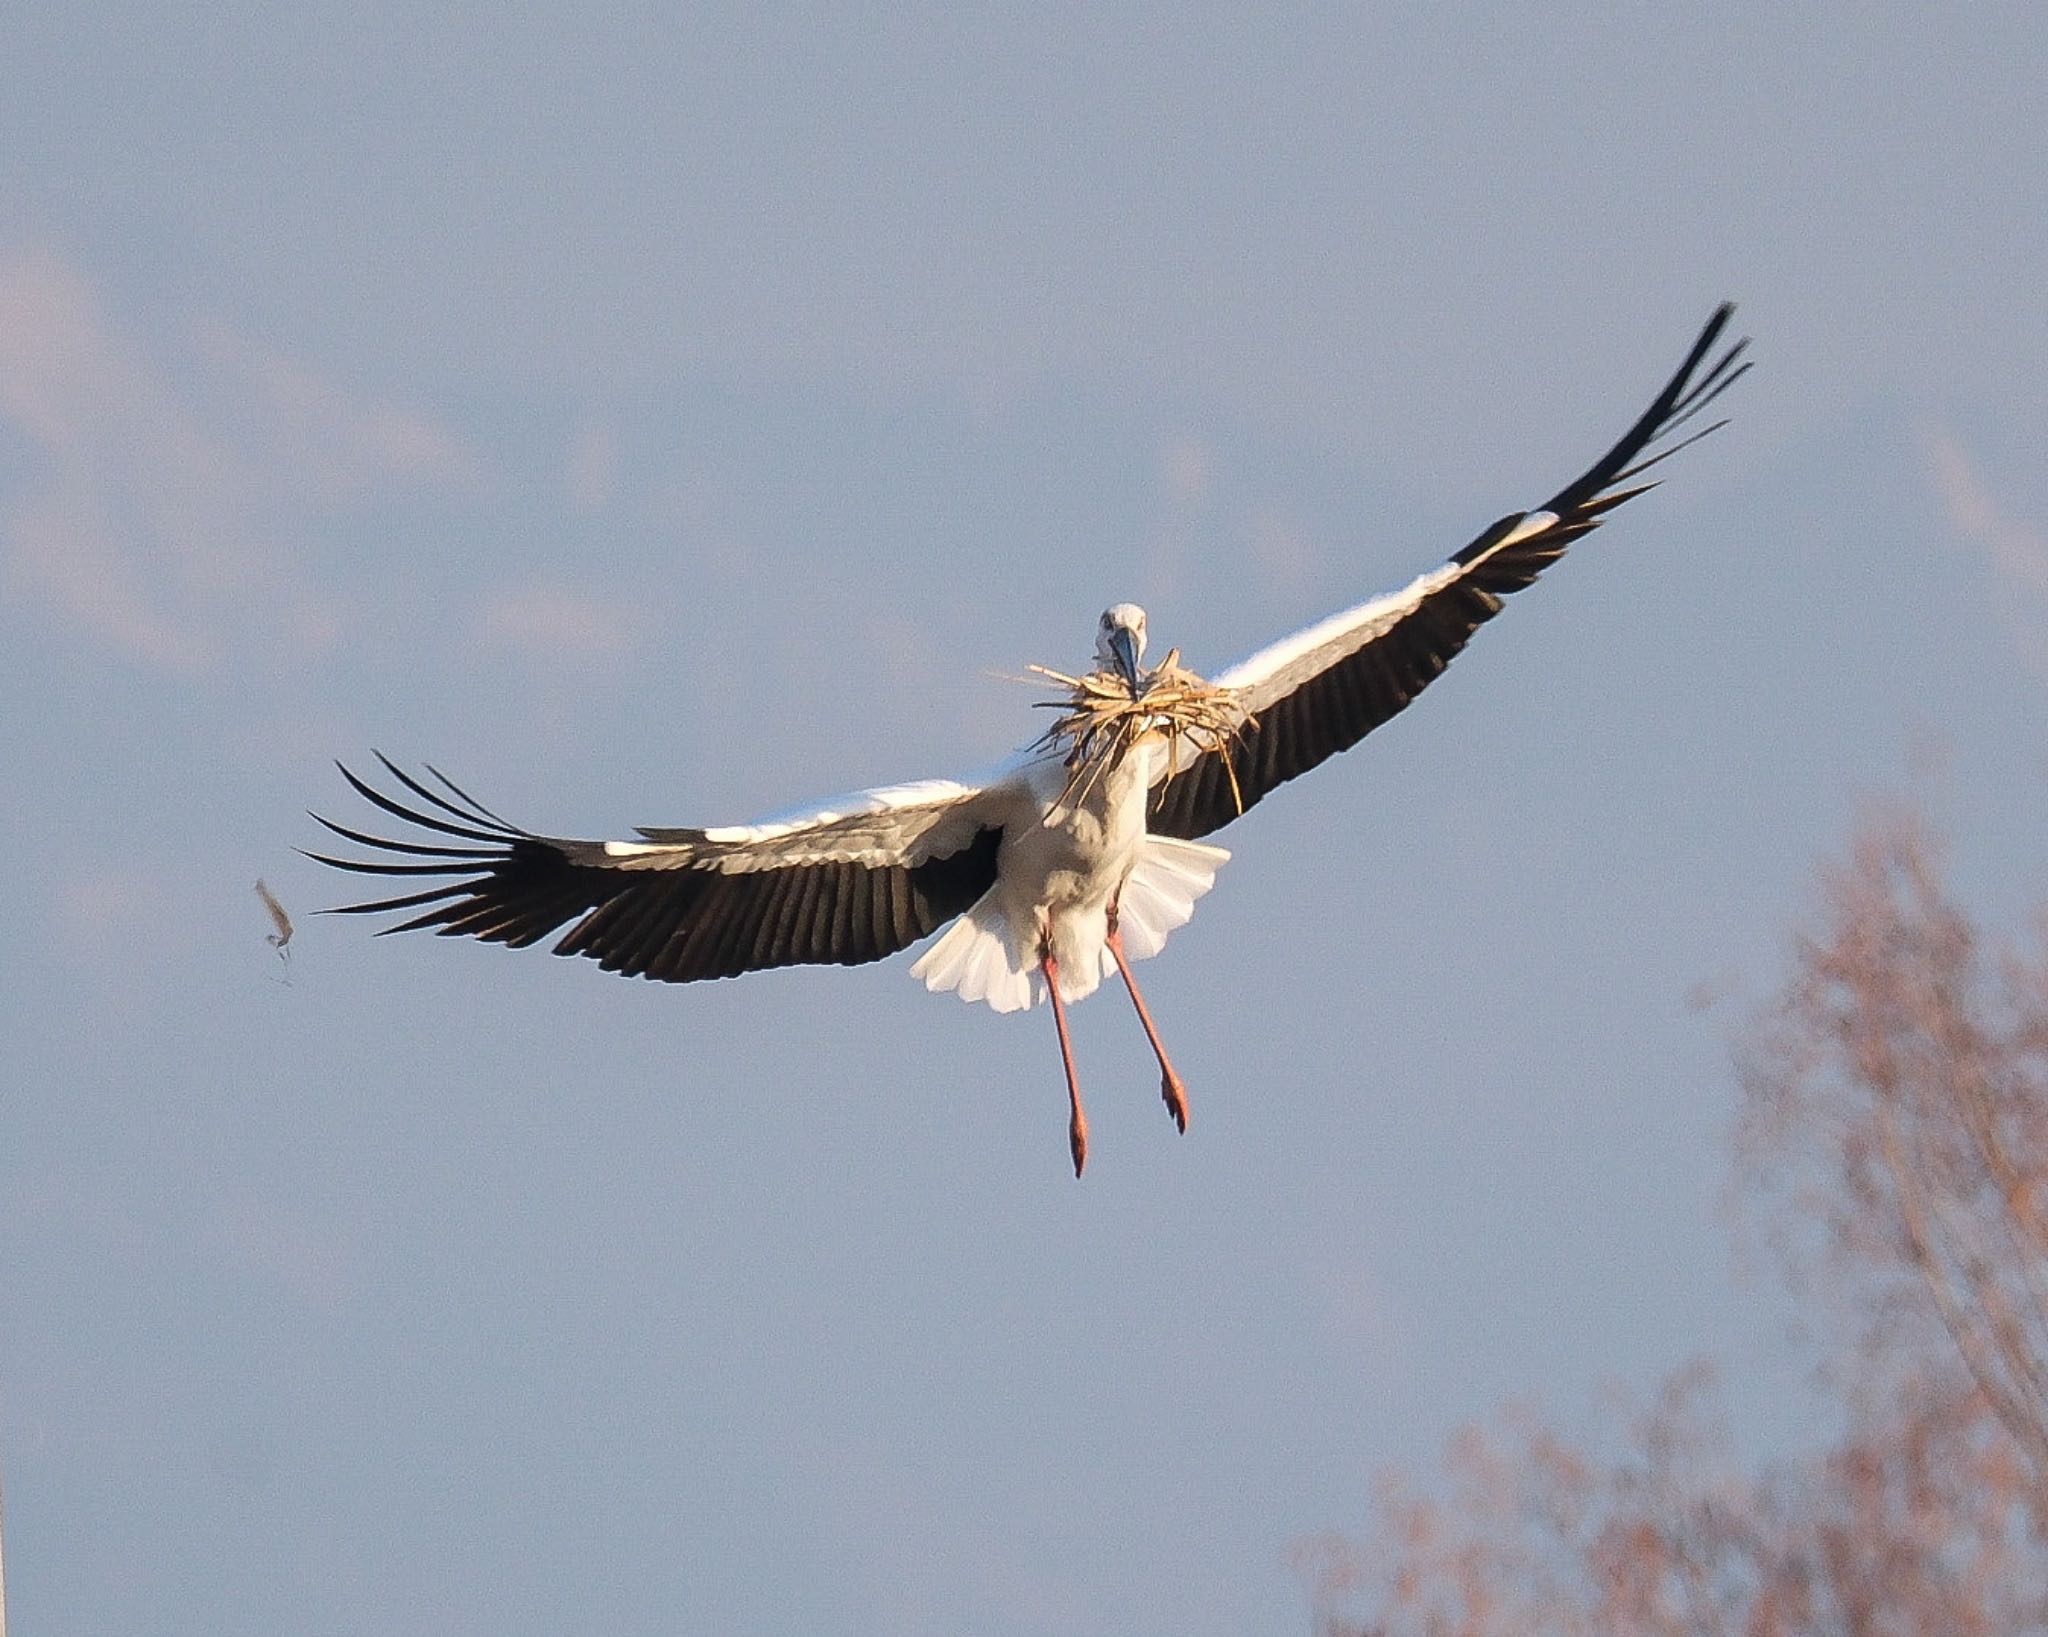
1026,649,1255,819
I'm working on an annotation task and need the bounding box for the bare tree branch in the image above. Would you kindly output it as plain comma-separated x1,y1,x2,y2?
1308,808,2048,1635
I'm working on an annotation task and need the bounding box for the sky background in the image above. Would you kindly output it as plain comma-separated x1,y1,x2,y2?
4,5,2048,1633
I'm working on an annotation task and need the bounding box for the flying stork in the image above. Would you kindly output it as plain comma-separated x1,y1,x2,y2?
312,306,1749,1175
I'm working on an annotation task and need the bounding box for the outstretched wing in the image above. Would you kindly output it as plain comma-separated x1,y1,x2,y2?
1148,304,1750,841
309,756,1006,983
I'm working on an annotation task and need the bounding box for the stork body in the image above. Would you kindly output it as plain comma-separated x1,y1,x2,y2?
312,306,1750,1174
967,734,1162,997
914,726,1211,1167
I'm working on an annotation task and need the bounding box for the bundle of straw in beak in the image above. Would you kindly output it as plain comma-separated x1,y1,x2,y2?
1027,648,1255,819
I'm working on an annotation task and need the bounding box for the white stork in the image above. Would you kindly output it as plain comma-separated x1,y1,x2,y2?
312,306,1748,1175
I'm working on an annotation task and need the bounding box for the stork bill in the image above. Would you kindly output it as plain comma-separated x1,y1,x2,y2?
311,306,1750,1175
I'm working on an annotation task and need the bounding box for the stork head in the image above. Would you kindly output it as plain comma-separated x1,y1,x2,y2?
1096,603,1148,696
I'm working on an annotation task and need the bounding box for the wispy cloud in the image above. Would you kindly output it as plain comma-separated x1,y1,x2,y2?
0,246,476,677
53,865,178,960
469,577,645,668
1929,429,2048,675
1246,504,1320,594
197,324,478,502
566,421,620,513
1143,432,1215,595
1162,434,1211,507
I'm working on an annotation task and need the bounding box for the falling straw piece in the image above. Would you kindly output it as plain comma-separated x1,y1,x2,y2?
255,878,294,957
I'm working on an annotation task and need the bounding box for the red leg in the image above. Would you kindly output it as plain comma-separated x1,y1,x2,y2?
1042,952,1088,1177
1106,905,1190,1134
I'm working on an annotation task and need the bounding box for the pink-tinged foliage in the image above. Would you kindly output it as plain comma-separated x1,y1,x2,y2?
1306,813,2048,1636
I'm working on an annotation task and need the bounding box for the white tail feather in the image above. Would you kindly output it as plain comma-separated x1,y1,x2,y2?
911,898,1037,1013
912,834,1229,1012
1098,835,1229,972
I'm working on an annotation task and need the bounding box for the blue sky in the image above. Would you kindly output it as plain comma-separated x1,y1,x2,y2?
5,6,2047,1633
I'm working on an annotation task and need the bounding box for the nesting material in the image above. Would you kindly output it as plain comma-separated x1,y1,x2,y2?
1027,648,1254,820
254,878,293,957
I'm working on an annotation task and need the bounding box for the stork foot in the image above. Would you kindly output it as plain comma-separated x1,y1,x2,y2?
1160,1072,1189,1135
1070,1109,1089,1177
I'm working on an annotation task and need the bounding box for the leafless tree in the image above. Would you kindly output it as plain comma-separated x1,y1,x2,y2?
1742,811,2048,1477
1304,811,2048,1635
